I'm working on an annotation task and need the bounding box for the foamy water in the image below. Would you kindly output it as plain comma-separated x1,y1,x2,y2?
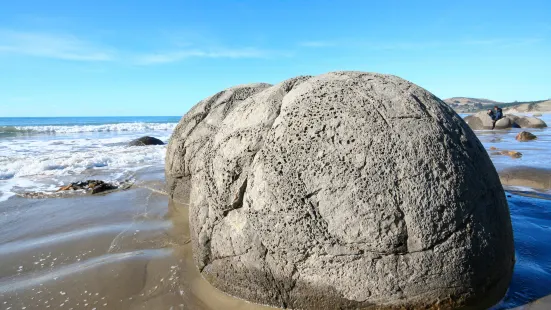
0,117,178,202
0,122,176,135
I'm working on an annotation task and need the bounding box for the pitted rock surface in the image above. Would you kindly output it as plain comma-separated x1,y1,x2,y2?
166,72,514,309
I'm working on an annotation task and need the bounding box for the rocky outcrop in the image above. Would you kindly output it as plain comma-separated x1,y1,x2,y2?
129,136,165,146
514,117,547,129
464,112,546,130
516,131,537,141
166,72,514,309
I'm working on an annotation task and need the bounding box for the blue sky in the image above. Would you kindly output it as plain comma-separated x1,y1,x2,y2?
0,0,549,117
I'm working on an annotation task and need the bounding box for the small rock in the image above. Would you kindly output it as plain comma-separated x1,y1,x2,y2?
56,185,73,192
490,146,497,150
500,150,522,158
56,180,118,194
516,131,537,141
129,136,164,146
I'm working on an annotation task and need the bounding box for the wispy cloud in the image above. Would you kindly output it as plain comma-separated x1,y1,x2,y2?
0,29,289,65
0,30,114,61
134,47,286,65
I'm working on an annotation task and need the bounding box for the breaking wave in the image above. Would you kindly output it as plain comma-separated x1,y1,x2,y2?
0,123,177,136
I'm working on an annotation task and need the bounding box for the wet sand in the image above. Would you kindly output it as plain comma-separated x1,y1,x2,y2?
0,170,275,310
2,147,551,310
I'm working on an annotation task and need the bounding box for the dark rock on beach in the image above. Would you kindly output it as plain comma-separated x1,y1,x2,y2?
56,180,118,194
129,136,164,146
165,71,514,309
516,131,537,141
18,180,133,199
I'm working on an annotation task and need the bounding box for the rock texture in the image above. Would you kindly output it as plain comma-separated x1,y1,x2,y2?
166,72,514,309
516,131,537,141
129,136,164,146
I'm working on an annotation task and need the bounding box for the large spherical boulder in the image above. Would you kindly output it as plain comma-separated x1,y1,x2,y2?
515,116,547,128
464,111,494,129
494,117,513,129
166,72,514,309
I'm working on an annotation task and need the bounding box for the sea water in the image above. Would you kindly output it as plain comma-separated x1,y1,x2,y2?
0,116,179,201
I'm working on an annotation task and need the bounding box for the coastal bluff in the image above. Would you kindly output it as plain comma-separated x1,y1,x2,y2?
165,71,514,309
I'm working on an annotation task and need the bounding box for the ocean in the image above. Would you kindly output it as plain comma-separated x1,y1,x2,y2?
0,116,180,202
0,115,550,309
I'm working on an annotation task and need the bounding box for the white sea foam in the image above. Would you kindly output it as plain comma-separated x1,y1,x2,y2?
0,122,177,135
0,130,171,202
0,145,165,179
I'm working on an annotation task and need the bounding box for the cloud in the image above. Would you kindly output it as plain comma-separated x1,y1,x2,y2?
0,29,289,65
134,47,287,65
0,30,114,61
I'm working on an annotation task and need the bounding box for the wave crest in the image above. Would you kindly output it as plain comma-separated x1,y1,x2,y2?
0,122,177,136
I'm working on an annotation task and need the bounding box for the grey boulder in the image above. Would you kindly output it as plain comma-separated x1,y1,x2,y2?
494,117,514,129
464,112,547,130
464,111,495,129
166,72,514,309
515,116,547,128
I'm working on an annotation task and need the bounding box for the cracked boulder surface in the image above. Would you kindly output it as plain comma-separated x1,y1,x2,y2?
165,72,514,309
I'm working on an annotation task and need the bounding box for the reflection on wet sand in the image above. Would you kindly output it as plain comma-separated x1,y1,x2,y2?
0,179,275,310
